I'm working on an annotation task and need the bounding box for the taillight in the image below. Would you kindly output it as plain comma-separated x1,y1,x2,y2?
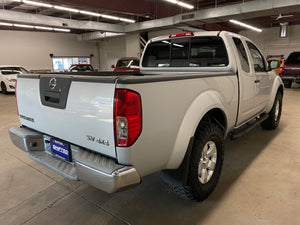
169,32,194,38
114,89,142,147
15,80,19,116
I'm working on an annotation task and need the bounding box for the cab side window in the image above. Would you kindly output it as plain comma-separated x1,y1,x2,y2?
233,37,250,73
246,42,266,72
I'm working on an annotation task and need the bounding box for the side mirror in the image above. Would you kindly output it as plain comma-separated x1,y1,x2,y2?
111,65,115,69
94,69,98,72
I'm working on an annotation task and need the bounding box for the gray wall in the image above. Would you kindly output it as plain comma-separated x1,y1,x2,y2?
240,24,300,58
0,30,99,71
98,36,126,71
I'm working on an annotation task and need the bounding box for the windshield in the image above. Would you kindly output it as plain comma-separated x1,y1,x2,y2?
142,36,229,67
116,59,139,68
0,67,29,75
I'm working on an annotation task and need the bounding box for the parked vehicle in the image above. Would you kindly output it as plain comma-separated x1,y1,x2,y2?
9,31,283,201
281,51,300,88
266,55,285,75
68,64,97,72
0,65,29,94
111,57,140,71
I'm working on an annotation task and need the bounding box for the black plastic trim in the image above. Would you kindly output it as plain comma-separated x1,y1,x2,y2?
117,72,235,84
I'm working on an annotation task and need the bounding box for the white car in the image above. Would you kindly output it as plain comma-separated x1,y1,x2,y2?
0,65,29,94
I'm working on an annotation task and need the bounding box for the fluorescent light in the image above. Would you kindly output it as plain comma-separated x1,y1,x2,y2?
53,28,71,32
177,1,194,9
14,24,34,28
23,0,53,8
120,18,135,23
0,22,13,26
35,26,53,30
101,14,119,21
230,19,262,32
164,0,194,9
54,6,79,13
79,10,101,17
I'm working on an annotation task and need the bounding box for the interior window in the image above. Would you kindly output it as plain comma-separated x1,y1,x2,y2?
233,37,250,73
142,41,170,67
246,42,266,72
190,37,228,67
170,38,190,67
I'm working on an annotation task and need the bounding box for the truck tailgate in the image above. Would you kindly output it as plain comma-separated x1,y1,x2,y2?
17,74,117,158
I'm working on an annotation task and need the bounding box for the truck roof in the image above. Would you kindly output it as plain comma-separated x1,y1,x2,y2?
149,31,237,42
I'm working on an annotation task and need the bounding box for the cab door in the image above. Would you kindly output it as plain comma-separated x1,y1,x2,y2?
246,41,272,114
231,37,257,126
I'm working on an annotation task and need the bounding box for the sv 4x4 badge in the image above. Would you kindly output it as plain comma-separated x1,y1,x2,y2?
86,135,110,146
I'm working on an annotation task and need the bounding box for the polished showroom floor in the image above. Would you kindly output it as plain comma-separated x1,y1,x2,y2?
1,86,299,225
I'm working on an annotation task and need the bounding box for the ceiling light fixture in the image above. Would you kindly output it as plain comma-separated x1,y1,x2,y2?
54,6,79,13
23,0,53,8
120,18,135,23
14,24,34,28
13,0,136,23
0,22,13,26
79,10,101,17
35,26,53,30
53,28,71,32
229,19,262,32
101,14,119,21
164,0,194,10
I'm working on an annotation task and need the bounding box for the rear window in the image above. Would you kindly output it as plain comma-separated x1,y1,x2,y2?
142,36,229,67
285,52,300,65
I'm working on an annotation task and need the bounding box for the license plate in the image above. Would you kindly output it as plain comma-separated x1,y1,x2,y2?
51,139,72,161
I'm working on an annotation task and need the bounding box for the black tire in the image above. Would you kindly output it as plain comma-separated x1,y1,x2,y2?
188,121,224,201
1,82,7,94
283,80,292,88
261,92,282,130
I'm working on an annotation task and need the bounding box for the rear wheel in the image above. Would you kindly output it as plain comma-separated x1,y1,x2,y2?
283,80,292,88
1,82,7,94
261,92,282,130
188,121,224,201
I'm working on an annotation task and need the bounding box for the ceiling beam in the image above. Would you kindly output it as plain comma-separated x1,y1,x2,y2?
125,0,300,32
0,9,124,33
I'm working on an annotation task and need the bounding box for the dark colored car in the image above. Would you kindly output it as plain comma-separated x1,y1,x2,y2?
281,52,300,88
111,57,140,72
69,64,97,72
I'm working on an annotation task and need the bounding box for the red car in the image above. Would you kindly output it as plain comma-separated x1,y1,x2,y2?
111,57,140,72
281,52,300,88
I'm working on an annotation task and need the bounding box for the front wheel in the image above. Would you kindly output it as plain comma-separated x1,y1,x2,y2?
261,92,282,130
188,121,224,201
1,82,7,94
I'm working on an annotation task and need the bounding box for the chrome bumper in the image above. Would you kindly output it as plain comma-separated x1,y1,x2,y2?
9,126,141,193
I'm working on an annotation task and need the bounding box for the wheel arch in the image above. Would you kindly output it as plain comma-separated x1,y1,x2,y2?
265,76,284,113
166,90,228,169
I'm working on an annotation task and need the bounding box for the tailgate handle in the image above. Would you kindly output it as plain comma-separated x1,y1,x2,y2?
44,91,60,104
254,79,260,83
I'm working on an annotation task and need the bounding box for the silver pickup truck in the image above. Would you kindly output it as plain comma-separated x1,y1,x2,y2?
9,31,283,201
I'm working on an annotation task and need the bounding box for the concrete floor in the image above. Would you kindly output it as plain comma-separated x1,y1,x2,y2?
1,86,300,225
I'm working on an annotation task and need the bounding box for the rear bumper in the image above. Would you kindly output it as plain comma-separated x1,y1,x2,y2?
281,75,300,81
9,126,141,193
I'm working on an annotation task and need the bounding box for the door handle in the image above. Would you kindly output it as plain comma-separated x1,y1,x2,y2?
254,79,260,83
